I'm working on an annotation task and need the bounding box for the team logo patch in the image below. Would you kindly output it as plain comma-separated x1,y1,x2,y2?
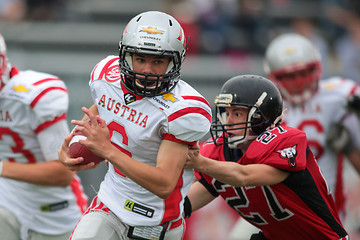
277,145,297,167
324,83,337,90
140,27,164,35
124,92,136,105
284,47,296,55
124,200,154,218
162,93,177,102
12,85,29,92
105,65,121,82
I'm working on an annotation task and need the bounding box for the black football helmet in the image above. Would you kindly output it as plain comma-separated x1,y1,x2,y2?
119,11,187,97
211,75,283,148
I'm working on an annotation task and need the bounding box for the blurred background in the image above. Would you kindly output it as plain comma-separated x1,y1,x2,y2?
1,0,360,238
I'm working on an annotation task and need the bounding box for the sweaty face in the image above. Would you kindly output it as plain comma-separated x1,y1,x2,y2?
132,53,171,89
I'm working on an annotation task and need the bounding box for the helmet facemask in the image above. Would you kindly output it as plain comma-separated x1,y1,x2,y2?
211,93,269,149
119,44,181,97
269,61,321,105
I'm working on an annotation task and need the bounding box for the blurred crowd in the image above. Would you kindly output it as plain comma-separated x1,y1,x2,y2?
1,0,360,64
162,0,360,81
0,0,69,21
2,0,360,96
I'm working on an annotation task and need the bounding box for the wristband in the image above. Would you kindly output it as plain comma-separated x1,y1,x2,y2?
0,161,3,177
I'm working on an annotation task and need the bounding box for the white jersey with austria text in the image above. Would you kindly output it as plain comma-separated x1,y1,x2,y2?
90,56,212,226
0,68,88,239
282,76,360,219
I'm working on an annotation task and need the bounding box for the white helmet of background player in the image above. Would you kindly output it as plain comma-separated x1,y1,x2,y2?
119,11,187,97
0,33,11,91
264,33,322,105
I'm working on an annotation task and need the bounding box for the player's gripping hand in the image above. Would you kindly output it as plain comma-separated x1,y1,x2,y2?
71,107,112,161
326,123,354,155
58,133,99,171
185,144,200,169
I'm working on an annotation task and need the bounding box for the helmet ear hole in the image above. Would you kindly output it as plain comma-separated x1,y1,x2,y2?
250,111,266,135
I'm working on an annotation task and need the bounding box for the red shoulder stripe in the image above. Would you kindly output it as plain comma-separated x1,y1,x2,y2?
168,107,211,123
182,96,210,107
30,87,67,108
348,84,359,96
33,77,61,86
163,133,196,146
35,113,66,134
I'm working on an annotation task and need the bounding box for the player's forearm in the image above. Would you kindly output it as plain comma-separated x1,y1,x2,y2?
187,181,215,211
1,161,75,186
106,147,182,199
196,158,289,187
195,156,247,187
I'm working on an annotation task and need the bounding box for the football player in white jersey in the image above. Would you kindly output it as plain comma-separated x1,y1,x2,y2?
229,33,360,239
58,11,212,240
0,33,88,240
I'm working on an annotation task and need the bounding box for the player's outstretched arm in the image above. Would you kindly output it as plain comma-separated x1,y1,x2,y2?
1,159,75,186
185,149,289,187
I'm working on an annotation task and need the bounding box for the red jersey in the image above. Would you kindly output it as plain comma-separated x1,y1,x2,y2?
196,125,348,240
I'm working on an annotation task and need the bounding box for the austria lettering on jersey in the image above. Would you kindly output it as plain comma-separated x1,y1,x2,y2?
196,125,348,239
97,94,149,128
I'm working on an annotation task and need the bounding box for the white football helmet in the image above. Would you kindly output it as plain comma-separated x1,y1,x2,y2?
264,33,322,105
0,33,11,91
119,11,187,97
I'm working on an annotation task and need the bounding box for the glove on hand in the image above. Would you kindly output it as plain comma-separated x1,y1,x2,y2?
326,123,353,155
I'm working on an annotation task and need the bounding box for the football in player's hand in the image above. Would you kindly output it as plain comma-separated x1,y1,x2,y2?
69,131,105,165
